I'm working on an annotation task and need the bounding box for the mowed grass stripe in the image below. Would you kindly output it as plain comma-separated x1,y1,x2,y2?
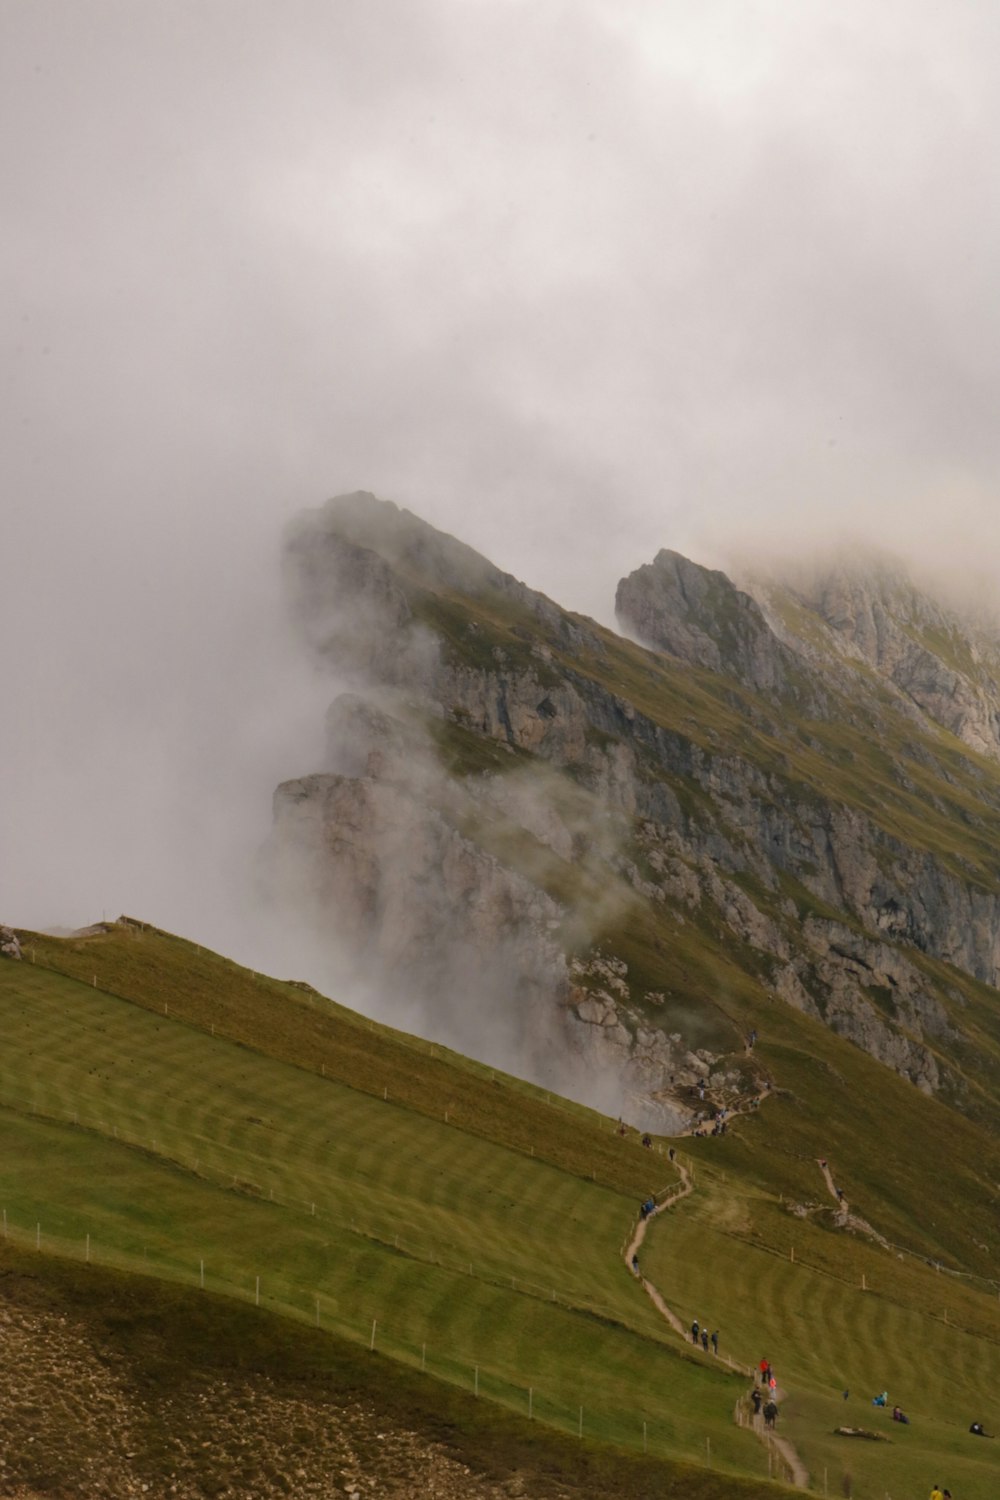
0,966,671,1341
0,1108,765,1475
23,925,666,1199
641,1189,1000,1499
646,1206,1000,1417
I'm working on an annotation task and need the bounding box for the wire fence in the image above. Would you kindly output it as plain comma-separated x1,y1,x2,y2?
0,1202,755,1479
0,1082,694,1322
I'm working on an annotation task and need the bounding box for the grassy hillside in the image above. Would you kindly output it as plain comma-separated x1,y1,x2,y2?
3,919,999,1497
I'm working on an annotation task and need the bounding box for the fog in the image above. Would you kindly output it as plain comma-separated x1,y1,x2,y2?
4,0,1000,979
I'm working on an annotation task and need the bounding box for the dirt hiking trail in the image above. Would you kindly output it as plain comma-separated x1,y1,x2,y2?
624,1156,809,1489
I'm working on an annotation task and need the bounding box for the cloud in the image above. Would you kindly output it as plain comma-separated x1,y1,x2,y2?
4,0,1000,952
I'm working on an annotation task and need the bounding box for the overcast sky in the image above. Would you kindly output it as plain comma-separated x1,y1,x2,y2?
4,0,1000,943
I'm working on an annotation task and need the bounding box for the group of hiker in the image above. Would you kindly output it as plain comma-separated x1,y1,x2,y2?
871,1390,909,1422
750,1360,779,1428
690,1318,720,1356
616,1121,654,1149
871,1392,993,1441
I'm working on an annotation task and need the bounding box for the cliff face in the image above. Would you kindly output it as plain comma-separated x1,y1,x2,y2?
269,493,1000,1131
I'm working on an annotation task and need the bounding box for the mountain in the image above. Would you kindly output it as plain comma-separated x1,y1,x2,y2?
273,493,1000,1145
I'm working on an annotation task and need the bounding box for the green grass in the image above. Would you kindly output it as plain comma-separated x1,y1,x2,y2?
0,1238,788,1500
1,944,781,1481
19,921,659,1197
2,919,999,1492
641,1163,1000,1500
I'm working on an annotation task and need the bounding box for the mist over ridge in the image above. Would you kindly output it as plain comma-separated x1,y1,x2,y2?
6,3,1000,1106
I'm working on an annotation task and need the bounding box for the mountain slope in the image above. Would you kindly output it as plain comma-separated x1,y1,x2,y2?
2,920,999,1498
274,492,1000,1146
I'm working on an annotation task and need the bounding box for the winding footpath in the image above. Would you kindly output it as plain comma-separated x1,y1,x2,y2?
818,1158,848,1209
623,1157,809,1489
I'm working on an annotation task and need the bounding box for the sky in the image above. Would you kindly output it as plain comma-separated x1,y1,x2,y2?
3,0,1000,946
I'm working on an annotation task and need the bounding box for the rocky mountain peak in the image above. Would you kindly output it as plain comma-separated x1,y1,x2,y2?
615,548,791,695
747,555,1000,758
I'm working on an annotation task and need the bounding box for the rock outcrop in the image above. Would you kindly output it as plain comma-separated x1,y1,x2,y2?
1,925,22,960
616,549,791,695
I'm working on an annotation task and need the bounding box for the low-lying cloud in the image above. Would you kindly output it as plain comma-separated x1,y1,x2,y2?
5,0,1000,996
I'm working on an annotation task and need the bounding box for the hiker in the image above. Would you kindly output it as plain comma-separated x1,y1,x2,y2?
892,1406,909,1424
842,1389,849,1401
872,1391,888,1407
929,1487,943,1500
759,1358,770,1384
819,1157,827,1170
763,1401,778,1429
642,1132,652,1148
751,1388,762,1416
691,1319,699,1345
701,1328,709,1352
668,1147,675,1161
639,1200,648,1220
969,1421,994,1436
836,1187,845,1202
768,1375,777,1399
711,1329,719,1354
631,1253,639,1274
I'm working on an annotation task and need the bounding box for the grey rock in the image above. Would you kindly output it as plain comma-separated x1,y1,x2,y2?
0,926,22,961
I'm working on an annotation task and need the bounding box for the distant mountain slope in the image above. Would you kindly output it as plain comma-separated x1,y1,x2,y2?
274,493,1000,1144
